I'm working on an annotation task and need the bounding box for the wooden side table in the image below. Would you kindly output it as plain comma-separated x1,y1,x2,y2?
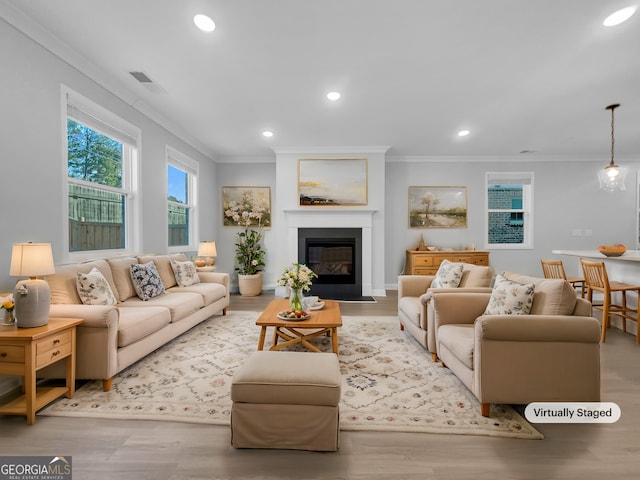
0,317,83,424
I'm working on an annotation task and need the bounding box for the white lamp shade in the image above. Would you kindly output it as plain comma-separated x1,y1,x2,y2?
10,243,55,277
198,241,217,258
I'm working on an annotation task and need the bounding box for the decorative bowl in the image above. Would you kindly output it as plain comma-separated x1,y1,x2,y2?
598,245,626,257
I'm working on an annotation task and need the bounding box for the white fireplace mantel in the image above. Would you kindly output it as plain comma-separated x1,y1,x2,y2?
284,209,377,296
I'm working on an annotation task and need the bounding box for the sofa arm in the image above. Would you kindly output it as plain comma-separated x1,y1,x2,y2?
398,275,433,299
49,304,119,328
198,271,230,290
431,292,491,328
475,315,601,343
420,287,493,304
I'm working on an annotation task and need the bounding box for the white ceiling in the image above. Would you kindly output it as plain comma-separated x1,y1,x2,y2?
3,0,639,161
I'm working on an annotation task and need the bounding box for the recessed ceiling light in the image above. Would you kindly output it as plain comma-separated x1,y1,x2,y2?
193,14,216,32
326,91,341,101
458,130,470,137
603,6,636,26
262,131,274,138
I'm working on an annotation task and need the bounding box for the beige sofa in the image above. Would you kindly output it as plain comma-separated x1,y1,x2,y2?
398,263,494,359
430,272,601,417
42,253,230,391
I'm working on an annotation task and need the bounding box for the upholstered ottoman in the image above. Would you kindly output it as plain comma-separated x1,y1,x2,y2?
231,351,341,451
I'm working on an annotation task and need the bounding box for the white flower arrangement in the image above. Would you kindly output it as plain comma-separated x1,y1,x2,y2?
276,263,317,291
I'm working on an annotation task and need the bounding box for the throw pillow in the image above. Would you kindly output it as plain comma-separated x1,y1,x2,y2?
484,274,535,315
76,267,117,306
170,259,201,287
430,260,464,288
130,262,165,301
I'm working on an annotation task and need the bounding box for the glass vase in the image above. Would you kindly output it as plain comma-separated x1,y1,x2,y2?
289,287,304,312
2,309,15,326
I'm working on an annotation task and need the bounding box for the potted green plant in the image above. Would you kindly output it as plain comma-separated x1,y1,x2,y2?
224,189,267,296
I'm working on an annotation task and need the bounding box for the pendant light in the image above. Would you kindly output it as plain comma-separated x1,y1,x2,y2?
598,103,626,191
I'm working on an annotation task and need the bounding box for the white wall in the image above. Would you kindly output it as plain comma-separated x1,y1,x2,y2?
0,19,218,295
386,158,639,285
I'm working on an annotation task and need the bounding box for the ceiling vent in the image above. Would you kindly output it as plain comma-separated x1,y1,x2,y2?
129,71,153,83
128,71,166,94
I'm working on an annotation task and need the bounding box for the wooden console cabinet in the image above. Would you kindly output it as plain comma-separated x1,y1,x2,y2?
404,250,490,275
0,317,82,424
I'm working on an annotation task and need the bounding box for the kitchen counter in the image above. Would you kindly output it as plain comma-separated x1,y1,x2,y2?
552,249,640,262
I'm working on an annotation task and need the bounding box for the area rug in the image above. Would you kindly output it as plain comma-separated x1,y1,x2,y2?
40,312,542,439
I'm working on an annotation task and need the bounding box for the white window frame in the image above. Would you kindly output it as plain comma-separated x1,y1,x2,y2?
485,172,534,249
62,85,141,262
166,146,199,253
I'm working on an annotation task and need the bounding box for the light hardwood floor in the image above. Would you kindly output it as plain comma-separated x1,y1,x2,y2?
1,291,639,479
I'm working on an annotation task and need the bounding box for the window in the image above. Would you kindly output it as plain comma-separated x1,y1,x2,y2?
64,87,140,258
167,146,198,251
486,172,533,248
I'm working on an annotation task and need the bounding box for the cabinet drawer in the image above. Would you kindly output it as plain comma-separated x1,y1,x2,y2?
413,267,437,275
0,345,24,364
452,255,472,263
412,256,434,267
35,331,71,356
36,342,72,369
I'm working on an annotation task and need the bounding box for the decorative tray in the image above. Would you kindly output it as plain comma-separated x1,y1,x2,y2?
277,311,311,321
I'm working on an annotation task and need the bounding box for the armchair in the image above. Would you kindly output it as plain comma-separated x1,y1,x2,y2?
398,263,493,359
430,275,601,417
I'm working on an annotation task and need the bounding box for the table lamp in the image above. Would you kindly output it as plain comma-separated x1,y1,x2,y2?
9,242,56,328
197,241,217,271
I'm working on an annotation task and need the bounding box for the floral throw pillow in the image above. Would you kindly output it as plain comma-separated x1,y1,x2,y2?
430,260,464,288
76,267,117,306
484,274,535,315
130,262,165,301
170,260,200,287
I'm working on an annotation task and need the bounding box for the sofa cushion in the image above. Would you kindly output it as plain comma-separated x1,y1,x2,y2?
46,259,118,305
116,306,172,347
484,274,535,315
119,291,203,322
130,262,166,301
438,324,475,370
170,259,200,287
107,257,139,302
167,282,226,306
502,272,577,315
459,264,494,288
431,260,464,288
76,267,117,306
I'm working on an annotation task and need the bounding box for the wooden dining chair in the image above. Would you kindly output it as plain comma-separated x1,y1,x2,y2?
540,259,585,297
580,258,640,343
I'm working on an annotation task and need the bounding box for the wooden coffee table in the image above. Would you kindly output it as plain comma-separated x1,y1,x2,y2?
256,299,342,354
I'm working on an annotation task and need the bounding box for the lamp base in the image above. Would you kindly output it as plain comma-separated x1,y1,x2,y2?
14,278,50,328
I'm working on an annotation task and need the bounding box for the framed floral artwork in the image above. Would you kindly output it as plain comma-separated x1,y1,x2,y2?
408,186,467,228
298,158,368,206
222,186,271,227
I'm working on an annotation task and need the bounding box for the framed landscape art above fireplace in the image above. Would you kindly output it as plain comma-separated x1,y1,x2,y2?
298,158,368,206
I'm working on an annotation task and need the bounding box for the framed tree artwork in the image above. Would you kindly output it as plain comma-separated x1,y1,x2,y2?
408,186,467,228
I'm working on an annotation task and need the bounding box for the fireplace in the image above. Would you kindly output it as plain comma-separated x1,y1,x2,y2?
298,228,362,299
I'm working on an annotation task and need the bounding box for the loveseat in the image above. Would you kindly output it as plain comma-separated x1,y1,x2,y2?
42,253,230,391
430,272,601,417
398,262,494,359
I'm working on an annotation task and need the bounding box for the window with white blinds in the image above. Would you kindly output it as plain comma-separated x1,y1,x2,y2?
485,172,534,248
64,86,141,257
167,146,198,251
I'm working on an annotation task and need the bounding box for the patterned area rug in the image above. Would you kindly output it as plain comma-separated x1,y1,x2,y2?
40,312,542,439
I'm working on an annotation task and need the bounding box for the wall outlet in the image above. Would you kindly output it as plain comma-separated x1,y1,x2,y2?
584,229,593,237
571,229,582,236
